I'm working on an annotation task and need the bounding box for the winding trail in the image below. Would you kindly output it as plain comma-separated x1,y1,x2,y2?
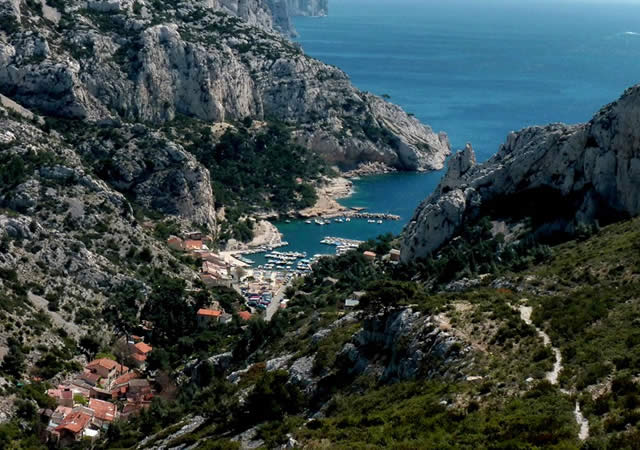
518,304,589,441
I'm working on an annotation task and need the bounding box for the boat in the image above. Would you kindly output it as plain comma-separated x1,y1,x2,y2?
377,220,383,224
345,218,351,222
368,219,375,223
305,220,312,224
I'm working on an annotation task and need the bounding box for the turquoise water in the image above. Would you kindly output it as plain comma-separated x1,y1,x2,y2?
251,171,442,265
252,0,640,264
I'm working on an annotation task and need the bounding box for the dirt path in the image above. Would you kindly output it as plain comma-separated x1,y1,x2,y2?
518,305,562,385
575,402,590,441
518,303,589,441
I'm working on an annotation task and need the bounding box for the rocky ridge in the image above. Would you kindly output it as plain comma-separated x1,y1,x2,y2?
0,0,450,171
402,85,640,261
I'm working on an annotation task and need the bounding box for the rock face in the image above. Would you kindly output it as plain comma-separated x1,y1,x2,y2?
0,0,450,171
341,309,463,382
286,0,327,16
402,85,640,261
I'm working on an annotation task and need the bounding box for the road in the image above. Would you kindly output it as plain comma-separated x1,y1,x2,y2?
265,284,287,321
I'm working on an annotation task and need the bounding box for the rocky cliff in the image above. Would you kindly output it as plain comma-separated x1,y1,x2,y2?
0,0,449,171
402,85,640,261
287,0,327,16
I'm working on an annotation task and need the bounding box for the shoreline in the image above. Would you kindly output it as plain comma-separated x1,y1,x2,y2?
298,176,354,219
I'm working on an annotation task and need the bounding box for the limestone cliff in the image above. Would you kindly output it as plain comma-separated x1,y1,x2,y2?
0,0,450,171
287,0,327,16
402,85,640,261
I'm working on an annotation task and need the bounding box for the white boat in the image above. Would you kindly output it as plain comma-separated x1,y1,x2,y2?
368,219,375,223
377,220,383,224
345,218,351,222
305,220,312,224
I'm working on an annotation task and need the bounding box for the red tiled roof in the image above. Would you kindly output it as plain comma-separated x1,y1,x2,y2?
184,240,202,250
81,372,101,383
89,399,117,422
238,311,252,321
131,353,147,362
197,308,222,317
87,358,127,372
134,342,152,354
56,411,92,434
113,371,139,386
61,390,73,400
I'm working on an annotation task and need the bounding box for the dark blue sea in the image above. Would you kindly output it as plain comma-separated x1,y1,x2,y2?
252,0,640,264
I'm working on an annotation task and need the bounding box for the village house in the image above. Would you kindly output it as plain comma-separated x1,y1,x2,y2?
127,379,152,403
184,239,203,251
200,272,233,288
167,236,184,251
47,387,74,407
389,249,401,262
86,358,129,385
197,308,222,326
363,251,377,262
89,399,118,428
121,400,151,419
202,260,230,278
53,407,95,446
128,341,152,367
238,311,252,321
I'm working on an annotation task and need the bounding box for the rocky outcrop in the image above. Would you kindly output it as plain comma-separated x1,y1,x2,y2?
286,0,327,16
0,0,450,171
341,309,464,382
402,85,640,261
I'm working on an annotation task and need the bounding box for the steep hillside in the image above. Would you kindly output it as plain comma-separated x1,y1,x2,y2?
402,84,640,261
69,215,640,449
0,0,450,171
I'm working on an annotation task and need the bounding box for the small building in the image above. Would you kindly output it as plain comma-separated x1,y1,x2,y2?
86,358,128,383
363,251,377,262
127,379,152,403
47,387,74,408
184,240,203,251
238,311,252,321
200,273,232,288
389,249,401,262
128,342,152,367
345,298,360,308
80,371,101,387
54,409,94,445
89,399,117,427
167,236,184,251
197,308,222,326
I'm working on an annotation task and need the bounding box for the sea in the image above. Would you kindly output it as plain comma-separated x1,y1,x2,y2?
250,0,640,265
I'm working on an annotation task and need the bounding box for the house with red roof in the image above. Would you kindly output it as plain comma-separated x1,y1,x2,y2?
197,308,222,326
89,398,118,427
47,387,74,407
54,408,94,445
184,239,203,251
238,311,252,321
86,358,128,381
128,341,152,367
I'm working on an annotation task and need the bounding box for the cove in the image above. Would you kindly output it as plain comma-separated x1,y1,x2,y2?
250,0,640,263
